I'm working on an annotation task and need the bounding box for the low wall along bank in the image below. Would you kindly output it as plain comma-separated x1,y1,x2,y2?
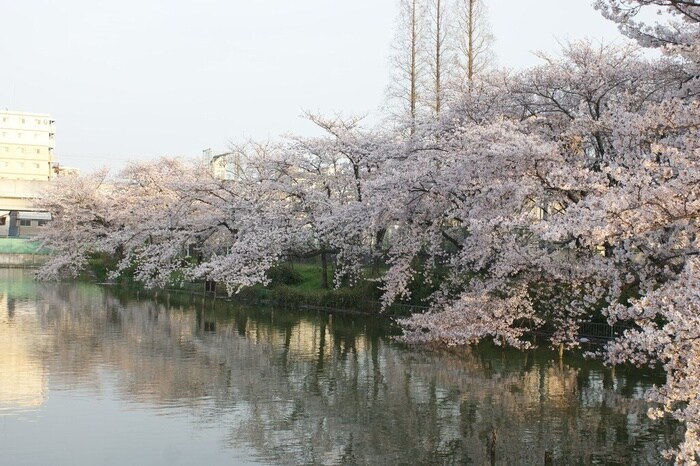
0,238,49,267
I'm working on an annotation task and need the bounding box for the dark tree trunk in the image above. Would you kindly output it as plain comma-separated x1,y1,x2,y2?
321,249,329,289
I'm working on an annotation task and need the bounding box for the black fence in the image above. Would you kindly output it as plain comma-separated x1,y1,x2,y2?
578,321,632,341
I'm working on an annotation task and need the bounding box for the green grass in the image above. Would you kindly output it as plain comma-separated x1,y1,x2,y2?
288,262,335,291
260,262,388,313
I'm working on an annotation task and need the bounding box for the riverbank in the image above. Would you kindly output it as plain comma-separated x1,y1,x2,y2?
170,262,428,318
83,259,633,347
109,267,627,349
0,238,49,267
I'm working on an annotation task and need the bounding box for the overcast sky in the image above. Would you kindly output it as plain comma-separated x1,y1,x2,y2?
0,0,626,173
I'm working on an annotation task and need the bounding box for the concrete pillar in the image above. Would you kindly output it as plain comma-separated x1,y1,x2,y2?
8,211,18,237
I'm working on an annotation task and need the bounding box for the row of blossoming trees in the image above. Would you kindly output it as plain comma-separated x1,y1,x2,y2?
35,2,700,462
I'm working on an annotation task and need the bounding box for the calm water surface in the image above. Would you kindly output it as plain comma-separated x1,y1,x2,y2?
0,269,681,465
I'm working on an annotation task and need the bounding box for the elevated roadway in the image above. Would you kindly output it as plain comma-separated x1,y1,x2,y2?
0,180,52,237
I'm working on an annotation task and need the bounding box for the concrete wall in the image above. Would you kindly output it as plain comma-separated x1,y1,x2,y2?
0,253,48,267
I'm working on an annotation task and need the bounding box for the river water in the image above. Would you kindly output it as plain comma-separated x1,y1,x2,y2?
0,269,681,465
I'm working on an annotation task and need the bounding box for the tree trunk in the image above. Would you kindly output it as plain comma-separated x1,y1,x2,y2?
467,0,475,83
434,0,442,114
321,249,329,289
372,228,387,276
410,0,418,130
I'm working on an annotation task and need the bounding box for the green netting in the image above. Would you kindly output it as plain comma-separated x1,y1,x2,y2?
0,238,49,254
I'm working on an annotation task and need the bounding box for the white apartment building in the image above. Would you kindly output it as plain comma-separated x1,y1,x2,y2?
203,148,242,181
0,110,55,181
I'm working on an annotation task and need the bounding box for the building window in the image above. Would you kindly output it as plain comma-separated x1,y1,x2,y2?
16,162,24,168
20,118,25,124
36,149,40,154
37,220,47,227
0,217,5,226
35,119,41,124
18,219,31,227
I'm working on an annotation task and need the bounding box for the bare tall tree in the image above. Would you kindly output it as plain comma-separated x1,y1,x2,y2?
452,0,494,90
426,0,450,115
388,0,493,119
388,0,426,125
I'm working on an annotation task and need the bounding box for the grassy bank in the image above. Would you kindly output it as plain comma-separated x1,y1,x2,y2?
0,238,49,254
238,262,394,314
155,262,425,317
83,254,433,317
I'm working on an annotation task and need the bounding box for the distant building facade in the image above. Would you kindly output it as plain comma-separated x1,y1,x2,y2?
0,210,51,237
203,148,241,181
52,163,80,177
0,110,60,237
0,110,55,181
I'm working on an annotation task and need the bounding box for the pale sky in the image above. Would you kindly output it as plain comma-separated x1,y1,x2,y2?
0,0,624,173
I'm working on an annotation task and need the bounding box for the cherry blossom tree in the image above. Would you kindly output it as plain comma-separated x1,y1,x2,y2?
285,113,391,287
578,3,700,462
178,145,302,294
382,32,699,460
34,168,126,280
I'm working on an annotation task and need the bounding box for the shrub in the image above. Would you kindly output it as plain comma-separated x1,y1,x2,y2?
266,263,303,287
269,285,305,308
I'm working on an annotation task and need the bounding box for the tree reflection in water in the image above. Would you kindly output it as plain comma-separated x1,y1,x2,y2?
0,270,682,465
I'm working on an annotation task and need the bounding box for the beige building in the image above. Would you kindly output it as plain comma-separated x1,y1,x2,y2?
203,148,242,181
0,110,55,181
0,110,60,237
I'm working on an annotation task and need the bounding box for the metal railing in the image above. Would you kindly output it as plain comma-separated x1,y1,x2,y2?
578,321,631,341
